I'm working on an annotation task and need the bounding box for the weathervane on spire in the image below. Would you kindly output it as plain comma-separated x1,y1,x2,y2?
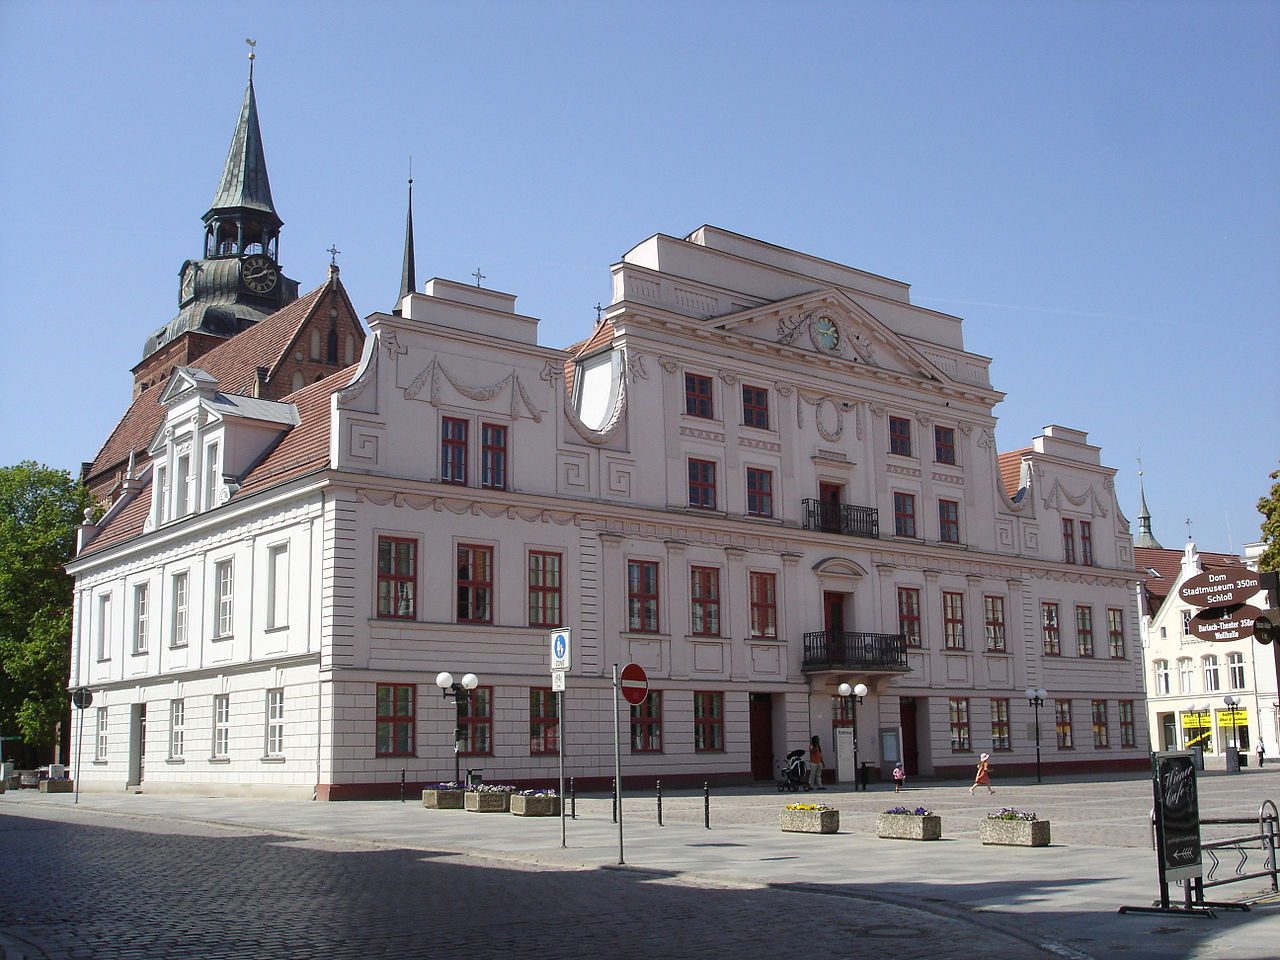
246,38,257,78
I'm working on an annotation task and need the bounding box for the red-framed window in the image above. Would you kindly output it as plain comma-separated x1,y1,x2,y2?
893,492,916,537
693,691,724,752
1107,608,1126,659
889,416,912,457
1055,699,1073,749
688,458,716,509
934,425,956,465
984,595,1006,652
1075,605,1094,658
441,417,468,485
528,550,562,627
690,566,721,636
746,467,773,517
376,683,415,756
990,698,1011,751
456,544,493,624
943,591,965,650
685,373,713,418
1080,521,1093,566
627,560,659,633
529,687,559,755
898,587,922,647
376,537,416,619
749,571,777,639
630,691,662,752
1062,518,1076,564
938,499,960,543
1092,700,1109,748
1119,700,1136,747
742,385,769,429
481,423,507,490
459,686,492,755
949,697,971,752
1042,602,1061,655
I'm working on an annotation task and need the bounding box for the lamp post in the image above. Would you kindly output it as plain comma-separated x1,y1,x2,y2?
1223,695,1240,771
1025,687,1046,784
436,671,478,785
837,681,868,790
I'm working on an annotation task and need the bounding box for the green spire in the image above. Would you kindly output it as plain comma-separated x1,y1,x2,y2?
396,173,416,314
204,64,281,229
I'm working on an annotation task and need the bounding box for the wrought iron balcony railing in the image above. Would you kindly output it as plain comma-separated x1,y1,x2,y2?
802,499,879,539
802,630,909,673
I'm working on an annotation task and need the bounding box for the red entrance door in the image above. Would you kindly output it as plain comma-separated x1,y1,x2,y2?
819,483,842,532
749,693,774,780
900,698,919,776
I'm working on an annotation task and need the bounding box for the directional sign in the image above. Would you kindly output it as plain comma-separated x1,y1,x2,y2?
620,663,649,705
1188,605,1262,643
72,687,93,710
550,628,571,672
1179,569,1264,609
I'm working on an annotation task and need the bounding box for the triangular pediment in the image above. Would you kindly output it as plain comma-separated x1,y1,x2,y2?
158,366,220,406
717,289,949,382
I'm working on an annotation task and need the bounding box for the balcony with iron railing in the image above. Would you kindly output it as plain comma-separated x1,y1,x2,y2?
802,630,910,674
802,499,879,539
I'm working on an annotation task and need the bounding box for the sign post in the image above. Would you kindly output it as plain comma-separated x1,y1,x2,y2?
71,687,93,805
549,629,571,848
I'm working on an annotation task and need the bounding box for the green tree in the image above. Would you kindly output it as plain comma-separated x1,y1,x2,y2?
1258,463,1280,572
0,462,90,748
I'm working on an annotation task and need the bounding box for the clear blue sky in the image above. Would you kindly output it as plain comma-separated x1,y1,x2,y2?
1,0,1276,555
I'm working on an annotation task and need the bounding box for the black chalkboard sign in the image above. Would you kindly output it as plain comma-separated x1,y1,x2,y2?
1152,751,1202,882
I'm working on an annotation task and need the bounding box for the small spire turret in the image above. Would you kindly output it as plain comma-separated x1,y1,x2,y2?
395,163,416,315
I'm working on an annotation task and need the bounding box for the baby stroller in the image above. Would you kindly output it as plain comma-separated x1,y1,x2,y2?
776,749,812,792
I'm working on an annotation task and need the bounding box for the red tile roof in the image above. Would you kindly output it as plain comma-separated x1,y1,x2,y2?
997,448,1030,499
79,364,357,556
87,276,356,494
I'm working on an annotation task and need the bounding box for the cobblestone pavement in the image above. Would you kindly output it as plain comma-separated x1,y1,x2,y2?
2,766,1279,960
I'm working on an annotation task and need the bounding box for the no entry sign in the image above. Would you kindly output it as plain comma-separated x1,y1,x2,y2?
620,663,649,705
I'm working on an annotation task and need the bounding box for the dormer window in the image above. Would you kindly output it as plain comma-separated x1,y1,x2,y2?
203,442,220,511
174,452,192,518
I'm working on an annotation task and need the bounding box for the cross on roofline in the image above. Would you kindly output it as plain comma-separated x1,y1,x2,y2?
472,267,485,287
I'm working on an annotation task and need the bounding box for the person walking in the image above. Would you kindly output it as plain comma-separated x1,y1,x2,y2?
893,762,905,793
969,752,994,795
808,736,825,789
1257,740,1266,768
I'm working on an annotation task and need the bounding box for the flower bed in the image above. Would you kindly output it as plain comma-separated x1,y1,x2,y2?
981,808,1050,846
465,784,515,813
510,790,560,817
421,783,464,809
780,803,839,834
876,806,941,841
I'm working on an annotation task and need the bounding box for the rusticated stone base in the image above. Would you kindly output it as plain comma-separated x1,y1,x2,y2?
981,819,1051,846
779,808,840,834
876,813,942,840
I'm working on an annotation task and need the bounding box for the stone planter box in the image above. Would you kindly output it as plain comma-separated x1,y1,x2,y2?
779,808,840,834
465,791,511,813
0,779,6,794
876,813,942,840
510,794,560,817
981,818,1051,847
422,788,465,809
38,780,73,793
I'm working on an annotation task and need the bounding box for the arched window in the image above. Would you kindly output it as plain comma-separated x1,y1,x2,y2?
291,371,304,393
327,330,338,363
1227,652,1245,689
345,334,355,365
1202,655,1220,692
310,329,321,361
1153,660,1170,696
1178,657,1194,693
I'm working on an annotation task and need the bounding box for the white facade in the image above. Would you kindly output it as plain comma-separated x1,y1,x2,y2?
69,226,1149,799
1138,542,1278,763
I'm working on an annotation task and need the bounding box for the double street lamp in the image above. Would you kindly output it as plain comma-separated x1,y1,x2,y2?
1025,687,1047,784
837,682,868,790
436,671,479,785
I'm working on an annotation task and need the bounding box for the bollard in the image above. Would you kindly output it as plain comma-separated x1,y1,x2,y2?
657,780,663,827
400,769,405,803
570,777,577,820
612,778,618,824
704,781,710,829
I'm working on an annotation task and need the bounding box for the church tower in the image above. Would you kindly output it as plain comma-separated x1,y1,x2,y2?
133,46,299,394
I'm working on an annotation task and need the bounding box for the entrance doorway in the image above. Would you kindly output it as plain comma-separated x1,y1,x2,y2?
1161,714,1176,752
749,693,774,780
127,703,146,787
900,697,919,776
